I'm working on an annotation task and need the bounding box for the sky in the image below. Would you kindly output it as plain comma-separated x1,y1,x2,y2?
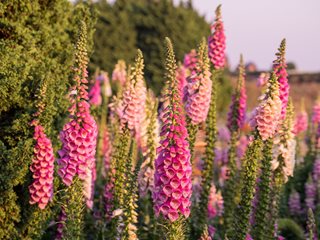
175,0,320,72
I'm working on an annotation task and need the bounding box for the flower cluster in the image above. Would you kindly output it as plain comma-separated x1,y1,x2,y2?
273,39,289,119
256,72,270,87
176,65,187,100
312,99,320,124
184,39,212,125
153,38,192,222
207,185,224,219
57,22,98,208
253,73,282,141
29,124,55,209
305,179,316,211
208,5,226,69
112,60,127,86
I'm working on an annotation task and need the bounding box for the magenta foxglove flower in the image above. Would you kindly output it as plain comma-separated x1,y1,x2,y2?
112,60,127,86
313,159,320,182
273,39,289,119
288,190,302,216
254,73,282,140
102,128,112,176
208,5,226,69
207,184,224,219
57,22,98,208
184,40,212,125
88,78,102,106
153,39,192,222
29,124,54,209
246,234,253,240
183,49,197,75
104,177,115,221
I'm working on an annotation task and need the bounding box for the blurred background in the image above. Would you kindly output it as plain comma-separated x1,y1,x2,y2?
87,0,320,114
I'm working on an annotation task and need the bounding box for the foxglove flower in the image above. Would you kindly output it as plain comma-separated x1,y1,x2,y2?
57,22,98,208
227,55,247,131
29,124,54,209
253,73,282,140
98,71,112,97
313,158,320,182
199,226,212,240
208,5,226,69
112,60,127,86
184,39,212,125
288,190,302,215
88,78,102,106
273,39,289,119
207,184,224,219
218,126,230,143
117,50,146,137
102,128,112,175
293,105,308,135
153,38,192,222
183,49,197,75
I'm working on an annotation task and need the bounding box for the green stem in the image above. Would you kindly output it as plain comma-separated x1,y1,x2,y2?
231,133,263,240
252,138,273,240
223,131,239,237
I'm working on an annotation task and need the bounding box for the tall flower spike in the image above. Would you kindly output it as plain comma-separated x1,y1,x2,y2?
273,39,289,119
227,54,247,131
153,38,192,224
112,60,127,86
29,81,55,210
312,97,320,125
293,99,308,135
185,38,212,125
254,72,282,141
208,5,226,69
57,21,98,208
176,64,188,101
288,190,302,216
117,50,146,137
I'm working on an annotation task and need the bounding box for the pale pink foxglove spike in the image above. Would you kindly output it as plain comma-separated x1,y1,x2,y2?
97,71,112,97
293,111,308,135
185,39,212,125
176,65,188,101
88,78,102,106
29,124,54,209
273,39,289,119
208,5,226,69
254,73,282,141
112,60,127,86
117,50,146,139
218,126,230,143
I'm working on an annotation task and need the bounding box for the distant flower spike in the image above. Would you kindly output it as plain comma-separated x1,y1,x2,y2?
183,49,198,75
208,5,226,69
153,38,192,222
293,99,308,135
112,60,127,86
227,55,247,131
88,77,102,106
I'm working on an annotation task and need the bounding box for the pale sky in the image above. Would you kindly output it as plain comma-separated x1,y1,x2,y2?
177,0,320,72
